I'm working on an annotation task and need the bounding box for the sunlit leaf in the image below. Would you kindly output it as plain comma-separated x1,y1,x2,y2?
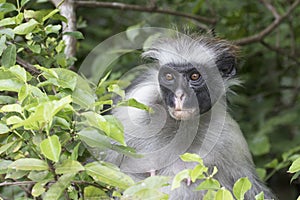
0,103,22,113
288,157,300,173
43,173,75,200
196,178,221,191
85,161,134,190
77,127,112,149
13,19,39,35
64,31,84,39
171,169,190,190
55,159,84,174
0,123,9,134
233,177,252,200
0,3,16,13
215,188,233,200
9,158,48,171
180,153,203,164
255,192,265,200
1,44,16,68
40,135,61,162
84,186,109,200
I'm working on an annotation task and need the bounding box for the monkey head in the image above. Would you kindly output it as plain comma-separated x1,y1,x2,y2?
144,35,238,121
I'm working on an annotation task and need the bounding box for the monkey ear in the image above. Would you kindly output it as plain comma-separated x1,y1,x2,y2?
216,53,237,77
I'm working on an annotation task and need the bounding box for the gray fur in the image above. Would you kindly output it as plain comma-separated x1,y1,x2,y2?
107,34,276,200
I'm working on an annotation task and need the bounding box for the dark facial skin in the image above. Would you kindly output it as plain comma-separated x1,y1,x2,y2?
158,64,210,120
158,54,236,120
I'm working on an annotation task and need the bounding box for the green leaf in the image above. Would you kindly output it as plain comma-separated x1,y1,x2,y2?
0,28,14,39
15,13,24,24
288,157,300,173
42,8,59,22
82,112,125,145
195,178,220,191
9,65,27,82
264,159,278,169
203,190,216,200
9,158,48,171
0,3,16,13
21,0,31,7
0,103,22,113
180,153,203,164
28,170,50,182
0,95,16,104
5,169,28,179
28,44,41,54
32,181,46,197
233,177,252,200
120,98,152,112
85,162,134,190
256,168,266,180
0,78,23,92
64,31,84,39
77,127,112,149
84,186,109,200
108,84,125,99
255,191,265,200
0,35,6,56
40,68,78,90
13,19,39,35
40,135,61,162
1,44,16,68
97,70,111,88
171,169,190,190
0,17,15,27
103,115,125,145
0,122,9,134
6,115,23,125
72,76,96,109
215,188,234,200
0,160,13,174
290,171,300,183
12,95,72,130
45,24,61,35
55,159,84,174
191,164,207,182
43,173,75,200
123,175,170,197
249,135,270,156
71,142,81,160
0,141,15,155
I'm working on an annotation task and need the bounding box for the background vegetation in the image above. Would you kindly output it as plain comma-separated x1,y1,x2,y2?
1,0,300,199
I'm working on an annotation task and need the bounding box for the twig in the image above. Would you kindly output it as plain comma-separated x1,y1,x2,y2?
260,40,300,65
260,0,280,19
234,0,300,45
0,181,36,187
16,56,41,75
0,180,105,189
74,1,217,25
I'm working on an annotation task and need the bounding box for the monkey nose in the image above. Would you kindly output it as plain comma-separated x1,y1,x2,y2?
175,90,185,101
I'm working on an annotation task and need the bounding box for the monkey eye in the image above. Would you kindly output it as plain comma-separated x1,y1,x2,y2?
165,73,174,81
190,73,200,81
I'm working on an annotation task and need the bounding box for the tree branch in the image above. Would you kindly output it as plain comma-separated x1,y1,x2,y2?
260,40,300,65
234,0,300,45
260,0,280,19
73,1,217,25
16,56,41,75
51,0,77,59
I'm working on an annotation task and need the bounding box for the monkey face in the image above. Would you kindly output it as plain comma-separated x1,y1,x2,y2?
158,65,211,120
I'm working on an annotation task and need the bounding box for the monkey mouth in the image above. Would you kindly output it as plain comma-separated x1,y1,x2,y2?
168,107,196,120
